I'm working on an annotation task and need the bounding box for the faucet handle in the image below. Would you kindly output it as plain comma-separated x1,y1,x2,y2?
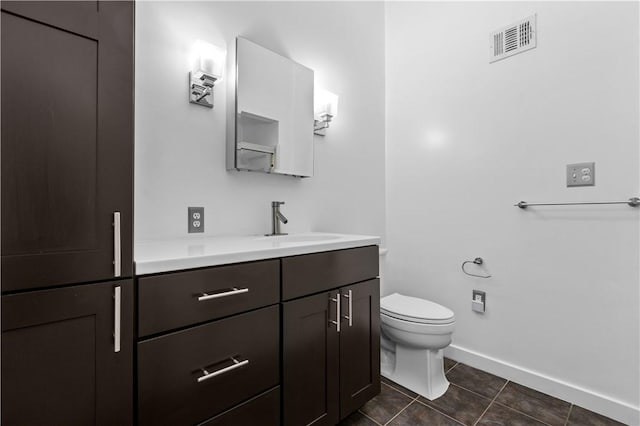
272,201,285,207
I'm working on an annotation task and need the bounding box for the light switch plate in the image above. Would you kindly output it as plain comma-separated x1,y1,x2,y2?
188,207,204,233
567,162,595,187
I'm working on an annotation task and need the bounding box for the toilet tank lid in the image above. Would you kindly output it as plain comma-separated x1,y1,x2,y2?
381,293,454,322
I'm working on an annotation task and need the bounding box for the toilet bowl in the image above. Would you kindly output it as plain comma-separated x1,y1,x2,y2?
380,292,455,400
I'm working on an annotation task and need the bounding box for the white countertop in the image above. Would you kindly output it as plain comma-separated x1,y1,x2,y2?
135,232,381,275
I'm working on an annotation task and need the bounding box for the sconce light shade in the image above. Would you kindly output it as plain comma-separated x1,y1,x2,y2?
190,40,225,108
314,88,339,136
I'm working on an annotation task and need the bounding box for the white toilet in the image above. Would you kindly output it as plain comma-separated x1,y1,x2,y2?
380,292,455,400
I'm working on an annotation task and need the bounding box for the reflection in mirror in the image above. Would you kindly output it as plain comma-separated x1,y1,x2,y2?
227,37,314,177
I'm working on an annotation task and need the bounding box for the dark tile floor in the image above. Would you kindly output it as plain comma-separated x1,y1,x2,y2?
340,359,627,426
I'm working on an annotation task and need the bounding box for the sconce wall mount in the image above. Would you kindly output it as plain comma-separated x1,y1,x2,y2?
314,113,333,136
189,40,225,108
189,72,217,108
314,88,338,136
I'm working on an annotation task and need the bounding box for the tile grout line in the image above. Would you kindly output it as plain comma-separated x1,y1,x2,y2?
383,367,617,426
473,379,510,426
383,375,557,426
449,381,503,402
383,395,419,426
451,379,561,426
381,381,419,400
413,397,466,425
564,404,574,426
357,409,384,426
491,400,554,426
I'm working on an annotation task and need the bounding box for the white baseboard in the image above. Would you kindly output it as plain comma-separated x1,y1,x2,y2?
444,344,640,426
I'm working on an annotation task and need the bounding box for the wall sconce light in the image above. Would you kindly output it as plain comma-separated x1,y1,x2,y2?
314,88,339,136
189,40,225,108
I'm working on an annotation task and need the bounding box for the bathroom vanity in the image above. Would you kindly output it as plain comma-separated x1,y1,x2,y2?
135,234,381,425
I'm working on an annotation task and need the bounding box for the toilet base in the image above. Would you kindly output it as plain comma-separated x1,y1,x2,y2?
382,346,449,401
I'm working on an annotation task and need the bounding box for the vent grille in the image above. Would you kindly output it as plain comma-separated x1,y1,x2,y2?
493,32,503,56
505,26,518,52
490,15,536,63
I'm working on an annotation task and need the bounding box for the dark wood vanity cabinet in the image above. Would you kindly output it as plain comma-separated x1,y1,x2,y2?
282,247,381,426
137,260,282,426
136,246,380,426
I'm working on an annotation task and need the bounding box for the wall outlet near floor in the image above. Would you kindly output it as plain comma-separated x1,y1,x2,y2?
188,207,204,233
472,290,486,313
567,162,595,187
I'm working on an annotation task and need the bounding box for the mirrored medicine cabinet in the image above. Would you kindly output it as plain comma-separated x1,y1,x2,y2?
226,37,314,178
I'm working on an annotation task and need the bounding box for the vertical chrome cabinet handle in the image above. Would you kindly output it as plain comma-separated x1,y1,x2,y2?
329,293,341,333
342,290,353,327
113,212,121,277
113,286,121,353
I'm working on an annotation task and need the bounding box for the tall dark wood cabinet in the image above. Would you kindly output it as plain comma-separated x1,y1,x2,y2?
1,1,134,424
1,1,134,291
282,247,381,426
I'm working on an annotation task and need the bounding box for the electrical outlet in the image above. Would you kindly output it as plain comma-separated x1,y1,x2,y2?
188,207,204,233
472,290,486,313
567,162,595,187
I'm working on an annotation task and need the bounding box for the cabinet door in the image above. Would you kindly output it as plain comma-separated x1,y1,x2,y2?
1,279,134,425
283,291,340,426
1,1,134,291
339,279,381,419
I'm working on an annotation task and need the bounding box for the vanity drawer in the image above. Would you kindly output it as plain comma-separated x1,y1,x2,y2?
200,386,280,426
282,245,379,301
138,259,279,336
138,305,280,426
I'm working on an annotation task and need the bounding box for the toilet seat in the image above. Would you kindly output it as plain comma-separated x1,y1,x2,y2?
381,293,455,325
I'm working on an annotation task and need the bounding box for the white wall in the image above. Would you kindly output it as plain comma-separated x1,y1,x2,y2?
385,2,639,423
135,1,386,241
137,1,639,422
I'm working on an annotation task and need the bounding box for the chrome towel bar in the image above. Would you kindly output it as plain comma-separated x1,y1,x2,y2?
515,197,640,209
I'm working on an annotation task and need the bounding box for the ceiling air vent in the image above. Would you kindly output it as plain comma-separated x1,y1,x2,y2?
490,15,536,63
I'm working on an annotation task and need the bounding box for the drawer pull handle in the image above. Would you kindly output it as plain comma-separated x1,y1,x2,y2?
197,357,249,383
342,290,353,327
329,293,341,333
197,287,249,301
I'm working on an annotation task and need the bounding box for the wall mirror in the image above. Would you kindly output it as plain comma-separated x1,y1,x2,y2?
226,37,314,177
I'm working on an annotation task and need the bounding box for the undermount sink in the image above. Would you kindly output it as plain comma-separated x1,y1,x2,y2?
258,234,342,243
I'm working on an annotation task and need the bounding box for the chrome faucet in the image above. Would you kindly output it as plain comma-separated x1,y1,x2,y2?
267,201,288,236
